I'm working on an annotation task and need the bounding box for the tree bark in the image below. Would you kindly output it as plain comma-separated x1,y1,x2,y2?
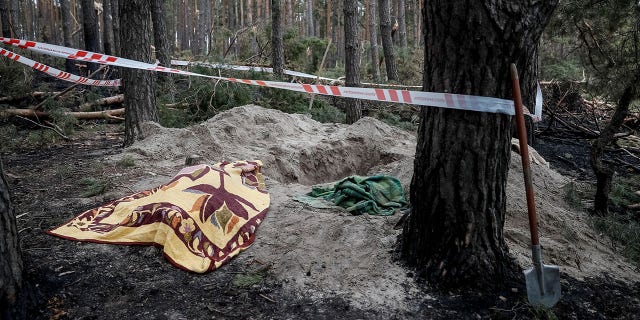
378,0,398,81
344,0,362,124
401,0,558,289
111,0,121,55
59,0,76,73
194,0,208,55
368,0,380,81
81,0,100,73
397,0,407,47
152,0,172,86
8,0,19,37
119,0,158,147
0,156,25,320
0,0,10,37
271,0,284,77
306,0,314,37
102,0,115,55
590,74,638,215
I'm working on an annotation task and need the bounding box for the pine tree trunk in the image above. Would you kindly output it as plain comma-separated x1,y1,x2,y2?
152,0,172,87
120,0,158,147
401,0,557,289
413,0,421,48
7,0,18,37
306,0,314,37
368,0,380,81
59,0,76,73
195,0,207,55
378,0,398,81
397,0,407,47
102,0,114,55
344,0,362,124
0,0,9,37
590,76,638,215
81,0,100,73
111,0,121,55
0,157,25,320
271,0,284,77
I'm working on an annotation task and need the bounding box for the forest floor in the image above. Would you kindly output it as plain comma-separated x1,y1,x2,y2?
2,104,640,320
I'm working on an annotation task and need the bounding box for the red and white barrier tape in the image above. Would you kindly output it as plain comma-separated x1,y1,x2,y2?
1,37,541,120
0,47,121,87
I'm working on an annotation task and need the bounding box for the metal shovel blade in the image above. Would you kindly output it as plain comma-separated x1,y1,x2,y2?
524,264,561,307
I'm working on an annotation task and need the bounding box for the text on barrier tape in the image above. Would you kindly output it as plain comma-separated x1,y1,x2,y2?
0,37,540,120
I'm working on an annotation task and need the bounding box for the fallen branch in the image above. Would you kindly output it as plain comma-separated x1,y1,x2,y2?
14,115,70,140
1,108,125,121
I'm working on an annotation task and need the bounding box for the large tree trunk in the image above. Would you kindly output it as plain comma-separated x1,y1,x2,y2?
590,75,638,215
120,0,158,147
0,156,25,320
0,0,11,37
401,0,557,289
368,0,380,81
271,0,284,77
378,0,398,81
344,0,362,124
81,0,100,73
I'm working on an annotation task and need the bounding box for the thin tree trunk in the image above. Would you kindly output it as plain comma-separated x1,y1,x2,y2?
397,0,407,47
0,156,25,320
81,0,100,73
306,0,314,37
119,0,158,146
590,75,638,215
0,0,9,37
8,0,20,37
271,0,284,77
111,0,121,55
59,0,76,73
102,0,114,55
401,0,558,288
368,0,380,81
195,0,207,55
379,0,398,81
414,0,421,48
344,0,362,124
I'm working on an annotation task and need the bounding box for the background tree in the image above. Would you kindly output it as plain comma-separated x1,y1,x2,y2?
378,0,398,81
271,0,284,77
102,0,115,56
547,0,640,215
60,0,76,73
0,157,25,320
120,0,158,146
0,0,10,37
397,0,407,48
344,0,362,124
367,0,380,81
152,0,172,69
81,0,100,73
401,0,558,288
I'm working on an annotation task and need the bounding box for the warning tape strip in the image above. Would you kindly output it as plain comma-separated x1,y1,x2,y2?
0,47,121,87
0,37,540,120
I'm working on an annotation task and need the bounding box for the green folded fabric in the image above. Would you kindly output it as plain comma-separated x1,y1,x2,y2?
295,175,407,215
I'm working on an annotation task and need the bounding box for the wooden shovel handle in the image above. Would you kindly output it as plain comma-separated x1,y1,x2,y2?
510,63,540,246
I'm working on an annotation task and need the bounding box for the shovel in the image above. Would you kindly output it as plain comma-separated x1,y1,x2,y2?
510,64,561,307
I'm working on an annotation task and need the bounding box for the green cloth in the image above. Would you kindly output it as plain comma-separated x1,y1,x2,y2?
295,175,407,215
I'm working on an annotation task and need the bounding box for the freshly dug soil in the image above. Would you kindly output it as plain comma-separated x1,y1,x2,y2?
3,105,639,319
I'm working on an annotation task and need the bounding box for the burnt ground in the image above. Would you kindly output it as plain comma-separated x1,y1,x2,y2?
2,119,639,319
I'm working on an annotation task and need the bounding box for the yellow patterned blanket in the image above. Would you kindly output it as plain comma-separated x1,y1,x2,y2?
47,160,270,273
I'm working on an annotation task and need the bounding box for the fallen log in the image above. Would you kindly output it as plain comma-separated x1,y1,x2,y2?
0,108,125,121
79,94,124,111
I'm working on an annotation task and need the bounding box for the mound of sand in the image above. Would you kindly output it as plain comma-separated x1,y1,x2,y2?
113,105,638,313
